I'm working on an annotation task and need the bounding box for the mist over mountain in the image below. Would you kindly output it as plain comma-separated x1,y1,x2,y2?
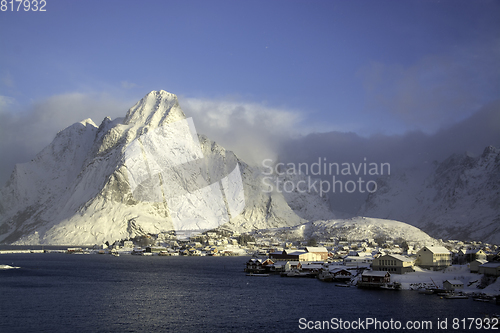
278,100,500,214
359,146,500,243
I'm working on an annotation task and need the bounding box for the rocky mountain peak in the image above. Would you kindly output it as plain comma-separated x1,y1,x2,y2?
123,90,185,128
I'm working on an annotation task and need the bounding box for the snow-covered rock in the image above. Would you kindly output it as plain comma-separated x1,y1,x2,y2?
359,146,500,243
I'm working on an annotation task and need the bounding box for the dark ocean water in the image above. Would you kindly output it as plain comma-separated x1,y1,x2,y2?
0,254,497,333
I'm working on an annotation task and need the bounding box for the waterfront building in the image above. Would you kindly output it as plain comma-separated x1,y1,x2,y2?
357,270,390,288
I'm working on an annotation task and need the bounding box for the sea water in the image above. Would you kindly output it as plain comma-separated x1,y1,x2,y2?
0,254,497,332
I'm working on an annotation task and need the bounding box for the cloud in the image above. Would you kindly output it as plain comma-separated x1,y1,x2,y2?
180,97,304,166
121,81,137,89
0,92,305,186
0,95,15,112
279,100,500,214
0,92,133,185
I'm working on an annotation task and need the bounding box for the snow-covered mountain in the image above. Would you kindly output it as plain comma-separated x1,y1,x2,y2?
359,146,500,243
0,90,335,245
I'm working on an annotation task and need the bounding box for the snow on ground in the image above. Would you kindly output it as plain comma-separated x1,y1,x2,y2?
392,265,498,295
481,277,500,296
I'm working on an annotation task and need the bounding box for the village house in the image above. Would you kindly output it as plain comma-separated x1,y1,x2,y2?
478,262,500,277
284,261,302,272
343,253,373,267
265,261,286,273
470,259,488,273
357,270,390,288
415,246,451,270
457,248,487,264
443,280,464,291
300,262,325,275
269,248,326,262
305,247,329,261
372,254,415,274
123,240,134,248
145,246,167,253
245,258,274,273
329,268,353,281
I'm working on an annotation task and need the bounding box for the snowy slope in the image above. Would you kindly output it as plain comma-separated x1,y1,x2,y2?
0,90,334,245
257,216,437,245
359,146,500,243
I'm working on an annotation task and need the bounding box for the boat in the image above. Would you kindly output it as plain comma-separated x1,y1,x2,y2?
111,252,120,257
473,297,490,302
246,273,270,277
335,284,351,287
380,282,402,290
444,293,469,299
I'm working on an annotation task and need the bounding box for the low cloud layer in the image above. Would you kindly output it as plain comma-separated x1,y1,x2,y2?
180,97,304,166
279,100,500,213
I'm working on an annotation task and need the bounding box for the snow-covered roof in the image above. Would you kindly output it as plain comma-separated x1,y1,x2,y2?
305,246,328,253
444,280,463,285
422,246,450,254
248,258,262,263
461,248,482,254
383,254,415,262
362,270,389,277
301,264,324,270
480,262,500,268
285,251,308,256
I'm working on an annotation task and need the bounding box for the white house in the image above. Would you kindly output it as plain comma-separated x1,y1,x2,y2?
458,248,487,263
372,254,415,274
344,254,373,267
415,246,451,270
123,240,134,248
